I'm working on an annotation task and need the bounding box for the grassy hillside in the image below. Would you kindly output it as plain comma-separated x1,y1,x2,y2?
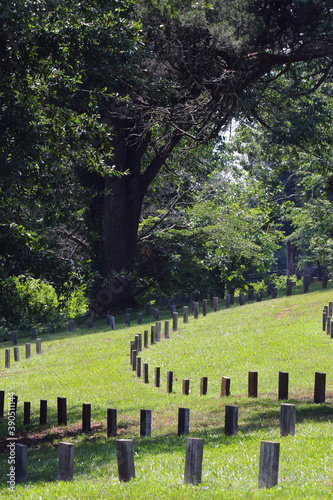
0,284,332,498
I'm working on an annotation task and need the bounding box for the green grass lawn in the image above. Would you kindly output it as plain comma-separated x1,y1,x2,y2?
0,284,333,499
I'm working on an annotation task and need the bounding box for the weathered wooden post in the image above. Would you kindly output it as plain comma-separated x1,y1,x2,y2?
136,356,141,378
82,403,91,432
132,350,137,371
36,338,41,354
248,371,258,398
183,306,189,324
107,408,117,437
258,441,280,489
58,442,75,481
322,274,328,288
25,343,31,359
23,402,31,425
130,341,135,364
57,397,67,426
125,313,131,327
286,284,292,296
154,366,160,388
239,292,245,305
155,322,161,342
144,330,149,349
140,409,152,437
12,330,18,345
154,308,159,320
278,371,289,400
225,294,231,309
15,443,28,483
164,320,170,339
221,376,231,397
323,309,327,331
137,333,142,352
182,379,190,395
116,439,135,482
203,299,208,316
225,405,238,436
200,376,208,396
326,317,331,336
271,287,277,299
213,296,218,312
143,363,149,383
314,372,326,403
248,285,254,301
110,316,116,330
150,325,155,345
178,408,190,436
184,437,204,485
328,301,333,317
167,371,173,393
40,399,47,425
173,312,178,332
280,403,296,436
14,346,19,362
194,302,199,319
5,348,10,368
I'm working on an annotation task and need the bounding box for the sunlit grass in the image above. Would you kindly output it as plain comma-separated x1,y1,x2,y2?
0,282,333,498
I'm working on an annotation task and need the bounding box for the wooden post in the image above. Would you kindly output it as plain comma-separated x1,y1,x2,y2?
15,443,27,483
14,346,19,362
40,399,47,425
23,402,31,425
146,302,152,316
239,292,245,305
144,330,148,349
200,376,208,396
107,408,117,437
225,294,230,309
140,409,151,437
5,348,10,368
82,403,91,432
221,376,231,397
137,312,143,324
143,363,149,383
134,334,139,351
36,338,41,354
194,302,199,319
329,301,333,318
203,299,208,316
178,407,190,436
150,325,155,345
278,371,289,400
167,370,173,393
323,310,327,331
12,330,18,345
248,371,258,398
183,306,189,323
57,397,67,426
164,320,170,339
23,344,30,363
280,403,296,436
271,287,278,299
136,356,141,378
154,308,159,320
110,316,116,330
130,340,135,363
154,366,160,387
225,405,238,436
125,313,130,327
116,439,135,482
314,372,326,403
326,317,331,336
182,379,190,395
248,286,254,301
132,350,137,371
31,326,37,339
173,312,178,332
155,322,161,342
58,442,75,481
184,437,204,485
286,284,292,296
258,441,280,489
322,274,328,288
137,333,142,352
213,296,218,312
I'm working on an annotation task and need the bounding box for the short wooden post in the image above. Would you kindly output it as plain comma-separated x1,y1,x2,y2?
225,294,230,309
58,442,75,481
323,310,327,331
314,372,326,403
329,301,333,317
140,409,151,437
57,397,67,426
25,343,31,359
136,356,141,378
248,371,258,398
164,320,170,339
278,371,289,400
125,313,130,327
82,403,91,432
248,286,254,301
110,316,116,330
182,379,190,395
116,439,135,482
15,443,27,483
280,403,296,436
271,287,278,299
194,302,199,319
154,366,160,387
200,376,208,396
31,326,37,339
23,401,31,425
154,308,159,320
178,407,190,436
5,348,10,368
221,376,230,397
173,312,178,332
167,370,173,393
322,274,328,288
132,350,137,371
286,284,292,296
326,317,331,336
40,399,47,425
183,306,189,323
213,296,218,312
12,330,18,345
258,441,280,489
0,390,4,418
130,340,135,363
137,333,142,352
184,437,204,485
143,363,149,383
137,312,143,324
107,408,117,437
203,299,208,316
150,325,155,345
225,405,238,436
14,346,19,362
36,338,41,354
239,292,245,305
155,322,161,342
144,330,148,349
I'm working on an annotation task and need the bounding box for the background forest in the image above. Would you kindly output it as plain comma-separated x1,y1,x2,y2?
1,0,333,331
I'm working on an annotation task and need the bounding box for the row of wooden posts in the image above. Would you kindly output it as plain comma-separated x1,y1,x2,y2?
7,436,281,489
322,301,333,338
3,339,42,368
